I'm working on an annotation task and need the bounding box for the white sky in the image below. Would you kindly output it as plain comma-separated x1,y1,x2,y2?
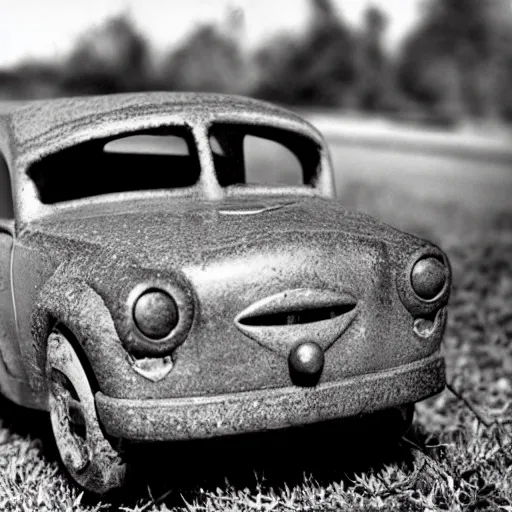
0,0,423,67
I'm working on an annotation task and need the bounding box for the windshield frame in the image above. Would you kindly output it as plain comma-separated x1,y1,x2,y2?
202,112,334,200
15,119,219,225
208,122,325,194
15,113,333,226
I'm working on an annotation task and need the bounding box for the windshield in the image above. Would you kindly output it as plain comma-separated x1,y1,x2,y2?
209,124,321,188
27,127,201,204
26,123,322,206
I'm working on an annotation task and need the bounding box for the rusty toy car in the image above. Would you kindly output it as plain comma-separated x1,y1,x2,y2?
0,92,451,494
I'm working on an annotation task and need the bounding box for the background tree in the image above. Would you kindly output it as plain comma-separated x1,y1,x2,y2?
157,7,251,94
0,62,62,100
1,0,511,124
62,15,152,95
254,0,356,106
355,4,392,112
397,0,512,123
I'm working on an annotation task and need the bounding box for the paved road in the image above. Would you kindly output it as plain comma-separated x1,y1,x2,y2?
308,115,512,213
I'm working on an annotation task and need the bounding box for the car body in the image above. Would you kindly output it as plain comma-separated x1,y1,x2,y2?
0,92,450,493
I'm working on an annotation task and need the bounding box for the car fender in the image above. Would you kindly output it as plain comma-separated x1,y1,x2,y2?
29,275,126,402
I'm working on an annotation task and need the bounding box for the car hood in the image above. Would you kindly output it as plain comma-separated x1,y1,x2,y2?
25,195,420,270
21,195,438,399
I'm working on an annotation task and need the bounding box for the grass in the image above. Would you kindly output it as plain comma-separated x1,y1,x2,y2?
1,181,512,511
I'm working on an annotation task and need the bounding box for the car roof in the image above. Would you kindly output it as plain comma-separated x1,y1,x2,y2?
0,92,324,174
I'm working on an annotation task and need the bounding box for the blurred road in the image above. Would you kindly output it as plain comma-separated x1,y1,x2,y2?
308,115,512,213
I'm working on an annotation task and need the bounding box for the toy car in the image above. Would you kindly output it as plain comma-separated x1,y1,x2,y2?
0,92,451,494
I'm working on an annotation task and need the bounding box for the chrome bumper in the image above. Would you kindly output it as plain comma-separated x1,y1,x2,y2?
96,353,444,442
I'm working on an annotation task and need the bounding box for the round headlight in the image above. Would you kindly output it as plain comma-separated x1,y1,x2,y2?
133,289,178,340
411,257,447,300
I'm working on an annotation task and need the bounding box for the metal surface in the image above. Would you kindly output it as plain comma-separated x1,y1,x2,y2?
288,341,325,386
411,257,448,300
96,353,444,441
22,205,449,403
0,92,451,494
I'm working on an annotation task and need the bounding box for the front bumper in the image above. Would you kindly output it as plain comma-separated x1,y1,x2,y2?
95,352,444,442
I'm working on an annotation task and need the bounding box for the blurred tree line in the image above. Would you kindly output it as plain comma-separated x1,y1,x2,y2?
1,0,512,125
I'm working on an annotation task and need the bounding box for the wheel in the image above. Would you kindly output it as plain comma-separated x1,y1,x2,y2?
46,331,127,495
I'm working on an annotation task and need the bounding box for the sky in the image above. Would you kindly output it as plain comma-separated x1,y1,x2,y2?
0,0,423,67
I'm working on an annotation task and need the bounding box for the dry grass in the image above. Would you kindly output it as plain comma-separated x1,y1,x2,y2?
1,181,511,511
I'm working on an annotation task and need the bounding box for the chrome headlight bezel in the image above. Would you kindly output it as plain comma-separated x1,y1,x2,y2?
410,256,449,301
397,246,451,317
133,287,178,340
123,277,195,357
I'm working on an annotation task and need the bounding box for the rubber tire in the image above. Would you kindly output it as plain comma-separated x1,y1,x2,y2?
46,331,127,495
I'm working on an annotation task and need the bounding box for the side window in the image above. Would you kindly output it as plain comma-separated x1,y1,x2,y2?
244,136,303,186
209,125,321,189
0,153,13,218
28,128,201,204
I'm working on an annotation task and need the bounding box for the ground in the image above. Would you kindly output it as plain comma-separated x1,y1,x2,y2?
1,138,512,511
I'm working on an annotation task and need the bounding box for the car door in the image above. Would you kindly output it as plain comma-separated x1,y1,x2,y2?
0,153,29,405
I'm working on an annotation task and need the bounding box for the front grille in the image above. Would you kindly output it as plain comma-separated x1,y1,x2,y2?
238,304,356,327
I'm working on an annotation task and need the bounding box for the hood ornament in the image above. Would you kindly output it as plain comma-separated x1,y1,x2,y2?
218,201,295,216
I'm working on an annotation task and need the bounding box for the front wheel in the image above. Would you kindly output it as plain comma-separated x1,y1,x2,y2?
46,331,127,495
